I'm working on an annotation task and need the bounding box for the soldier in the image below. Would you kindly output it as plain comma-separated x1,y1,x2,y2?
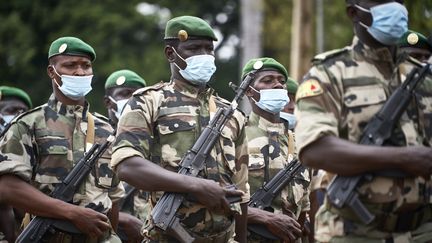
0,86,32,242
0,36,124,242
104,69,146,128
111,15,249,242
243,57,309,243
398,30,432,63
103,69,147,242
0,86,32,132
295,0,432,242
280,78,298,130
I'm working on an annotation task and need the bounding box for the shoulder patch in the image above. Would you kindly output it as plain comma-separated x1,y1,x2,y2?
296,79,323,101
312,47,349,63
133,81,166,96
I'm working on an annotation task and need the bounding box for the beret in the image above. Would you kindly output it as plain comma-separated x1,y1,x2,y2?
241,57,288,81
164,16,217,41
286,77,299,94
398,30,432,52
0,86,32,108
48,36,96,61
105,70,146,89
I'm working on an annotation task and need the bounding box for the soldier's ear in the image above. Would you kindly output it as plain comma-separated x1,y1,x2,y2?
346,5,357,21
103,96,112,109
47,65,55,80
165,45,176,62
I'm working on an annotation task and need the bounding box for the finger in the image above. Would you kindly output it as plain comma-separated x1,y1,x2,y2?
92,227,103,238
224,189,244,197
97,220,111,231
96,212,109,221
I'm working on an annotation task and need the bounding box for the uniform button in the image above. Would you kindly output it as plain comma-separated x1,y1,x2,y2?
173,123,179,128
69,109,74,114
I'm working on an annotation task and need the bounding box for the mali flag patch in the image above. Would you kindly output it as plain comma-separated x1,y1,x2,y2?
296,79,323,101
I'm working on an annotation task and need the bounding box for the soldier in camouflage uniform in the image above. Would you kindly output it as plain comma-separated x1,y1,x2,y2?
0,36,124,242
242,58,310,243
104,69,148,242
0,86,32,242
295,0,432,242
398,30,432,63
111,16,249,243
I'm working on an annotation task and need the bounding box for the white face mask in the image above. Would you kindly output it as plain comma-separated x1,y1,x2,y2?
171,47,216,86
108,96,129,119
52,66,93,100
280,112,297,130
250,87,290,114
0,114,15,125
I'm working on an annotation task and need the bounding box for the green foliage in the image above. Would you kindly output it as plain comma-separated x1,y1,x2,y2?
0,0,430,114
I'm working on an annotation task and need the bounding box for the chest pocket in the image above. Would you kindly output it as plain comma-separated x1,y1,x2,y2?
156,107,197,168
343,84,387,140
34,129,71,185
248,147,265,171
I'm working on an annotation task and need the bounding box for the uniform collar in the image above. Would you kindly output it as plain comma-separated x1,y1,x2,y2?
248,111,285,133
352,36,394,63
47,94,89,119
171,79,214,100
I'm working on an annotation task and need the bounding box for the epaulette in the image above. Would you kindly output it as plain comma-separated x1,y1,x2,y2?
312,47,349,64
92,112,110,123
133,81,166,96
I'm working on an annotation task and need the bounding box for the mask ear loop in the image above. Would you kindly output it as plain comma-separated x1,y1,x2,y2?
353,4,372,29
171,47,187,71
49,65,62,88
248,85,260,104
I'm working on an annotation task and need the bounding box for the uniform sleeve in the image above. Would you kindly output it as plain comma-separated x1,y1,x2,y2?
0,119,34,181
232,110,250,203
111,93,158,169
294,64,341,157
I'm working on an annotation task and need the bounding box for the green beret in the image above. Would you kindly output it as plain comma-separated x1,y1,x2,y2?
398,30,432,52
241,57,288,81
0,86,32,108
105,70,146,89
164,16,217,41
48,36,96,61
286,77,299,94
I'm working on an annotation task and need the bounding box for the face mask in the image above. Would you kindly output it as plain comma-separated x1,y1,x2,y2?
280,112,296,130
0,114,15,125
52,66,93,100
355,2,408,45
172,48,216,86
251,87,290,114
108,96,129,119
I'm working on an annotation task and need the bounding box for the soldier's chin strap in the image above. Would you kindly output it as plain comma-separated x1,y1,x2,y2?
86,112,95,151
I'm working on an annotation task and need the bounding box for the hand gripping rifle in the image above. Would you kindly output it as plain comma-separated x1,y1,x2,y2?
327,62,432,225
248,159,304,240
16,135,115,243
151,61,264,243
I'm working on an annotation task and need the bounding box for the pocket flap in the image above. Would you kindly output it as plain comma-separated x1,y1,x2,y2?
344,85,386,107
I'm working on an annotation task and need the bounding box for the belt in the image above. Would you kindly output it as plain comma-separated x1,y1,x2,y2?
376,205,432,233
189,222,235,243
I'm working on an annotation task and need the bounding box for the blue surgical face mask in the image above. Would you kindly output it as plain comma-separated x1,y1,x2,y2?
108,96,129,120
280,112,296,130
172,48,216,86
250,87,290,114
1,114,15,125
52,66,93,100
355,2,408,46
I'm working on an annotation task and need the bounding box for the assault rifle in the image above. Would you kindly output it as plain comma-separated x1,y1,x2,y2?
151,61,264,243
248,159,304,240
16,135,115,243
327,62,432,224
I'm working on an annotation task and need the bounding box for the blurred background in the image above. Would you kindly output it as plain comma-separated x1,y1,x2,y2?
1,0,431,114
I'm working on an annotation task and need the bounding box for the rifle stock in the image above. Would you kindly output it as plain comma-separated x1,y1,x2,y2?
16,135,114,243
327,63,431,224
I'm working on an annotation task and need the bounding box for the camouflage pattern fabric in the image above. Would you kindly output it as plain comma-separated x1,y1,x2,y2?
111,81,250,242
295,37,432,242
246,111,310,243
0,94,124,241
120,182,151,221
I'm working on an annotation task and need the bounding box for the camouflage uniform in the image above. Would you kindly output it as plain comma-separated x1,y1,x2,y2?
246,111,310,243
0,94,124,242
295,37,432,242
119,182,151,221
111,81,250,242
